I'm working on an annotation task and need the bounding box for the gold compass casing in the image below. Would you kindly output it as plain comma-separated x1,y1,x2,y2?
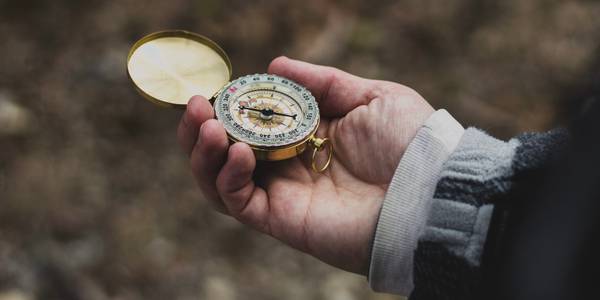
127,30,332,171
233,119,320,161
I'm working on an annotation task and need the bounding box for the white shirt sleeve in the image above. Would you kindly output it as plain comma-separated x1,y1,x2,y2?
368,109,464,295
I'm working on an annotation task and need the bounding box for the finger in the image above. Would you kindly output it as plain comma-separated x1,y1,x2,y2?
177,95,214,156
268,56,373,117
190,119,230,211
216,143,270,232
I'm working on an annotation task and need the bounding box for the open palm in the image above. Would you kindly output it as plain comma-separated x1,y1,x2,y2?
177,57,433,275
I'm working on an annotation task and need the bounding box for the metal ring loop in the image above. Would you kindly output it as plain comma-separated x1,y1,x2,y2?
311,138,333,173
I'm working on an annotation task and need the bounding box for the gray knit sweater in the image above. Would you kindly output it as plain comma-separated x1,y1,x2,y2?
367,110,567,299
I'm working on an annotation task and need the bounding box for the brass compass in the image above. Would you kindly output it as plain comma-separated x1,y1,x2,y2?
127,30,333,172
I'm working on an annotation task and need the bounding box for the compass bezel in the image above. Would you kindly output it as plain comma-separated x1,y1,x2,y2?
214,74,320,152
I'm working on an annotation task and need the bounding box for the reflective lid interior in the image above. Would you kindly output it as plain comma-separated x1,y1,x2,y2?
127,30,232,107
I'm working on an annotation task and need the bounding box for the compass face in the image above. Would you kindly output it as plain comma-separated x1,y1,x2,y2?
214,74,319,148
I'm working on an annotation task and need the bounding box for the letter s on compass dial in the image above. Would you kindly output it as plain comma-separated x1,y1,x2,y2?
214,74,319,149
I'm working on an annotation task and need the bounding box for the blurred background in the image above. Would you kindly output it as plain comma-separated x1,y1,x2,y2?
1,1,599,299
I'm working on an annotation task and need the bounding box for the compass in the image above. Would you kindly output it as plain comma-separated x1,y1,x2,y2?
127,30,333,172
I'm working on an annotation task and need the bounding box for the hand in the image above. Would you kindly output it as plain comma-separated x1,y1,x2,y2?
177,57,434,275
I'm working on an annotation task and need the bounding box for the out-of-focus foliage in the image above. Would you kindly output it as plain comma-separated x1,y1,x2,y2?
1,1,599,299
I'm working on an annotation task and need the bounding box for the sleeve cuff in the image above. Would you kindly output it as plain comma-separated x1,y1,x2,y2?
368,109,464,295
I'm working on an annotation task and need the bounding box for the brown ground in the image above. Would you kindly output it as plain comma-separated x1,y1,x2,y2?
1,1,599,299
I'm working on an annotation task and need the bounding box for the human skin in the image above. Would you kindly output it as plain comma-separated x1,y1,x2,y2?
177,56,434,275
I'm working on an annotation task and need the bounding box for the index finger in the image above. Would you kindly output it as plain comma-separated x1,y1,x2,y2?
267,56,373,117
177,95,215,156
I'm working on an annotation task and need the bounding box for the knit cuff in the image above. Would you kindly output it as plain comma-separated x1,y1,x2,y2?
368,109,464,295
419,128,521,264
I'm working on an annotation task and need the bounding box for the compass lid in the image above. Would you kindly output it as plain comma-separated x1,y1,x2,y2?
127,30,232,108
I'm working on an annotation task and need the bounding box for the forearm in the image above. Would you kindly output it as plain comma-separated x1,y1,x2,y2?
368,112,568,298
411,128,567,299
410,128,520,299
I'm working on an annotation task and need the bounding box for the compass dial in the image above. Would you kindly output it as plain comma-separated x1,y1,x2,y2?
214,74,319,148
